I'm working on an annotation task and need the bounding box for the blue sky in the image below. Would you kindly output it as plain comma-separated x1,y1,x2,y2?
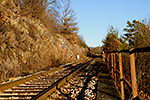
71,0,150,47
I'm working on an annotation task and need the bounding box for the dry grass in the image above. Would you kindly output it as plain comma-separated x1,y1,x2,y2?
0,0,88,82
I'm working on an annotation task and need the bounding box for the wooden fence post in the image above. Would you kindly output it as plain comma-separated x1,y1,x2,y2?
114,53,117,86
111,53,114,79
130,53,138,98
119,52,125,100
107,54,111,74
104,53,107,66
106,54,108,68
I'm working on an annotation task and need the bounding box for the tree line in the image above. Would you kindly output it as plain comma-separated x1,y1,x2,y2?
102,19,150,99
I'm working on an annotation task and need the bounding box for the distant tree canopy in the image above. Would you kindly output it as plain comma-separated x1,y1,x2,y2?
78,35,88,48
102,26,120,52
102,19,150,52
89,46,103,54
102,19,150,98
124,20,150,48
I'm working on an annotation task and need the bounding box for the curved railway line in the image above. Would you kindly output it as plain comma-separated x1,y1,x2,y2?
0,58,103,100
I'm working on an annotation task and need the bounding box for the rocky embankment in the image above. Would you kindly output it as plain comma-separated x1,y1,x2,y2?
0,0,88,82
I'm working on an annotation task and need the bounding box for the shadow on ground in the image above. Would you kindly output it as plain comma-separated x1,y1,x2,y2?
96,61,121,100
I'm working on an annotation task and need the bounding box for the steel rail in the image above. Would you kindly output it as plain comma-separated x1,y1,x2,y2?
0,58,90,93
31,58,95,100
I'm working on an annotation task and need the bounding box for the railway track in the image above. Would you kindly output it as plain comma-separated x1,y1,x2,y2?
0,58,102,100
47,59,101,100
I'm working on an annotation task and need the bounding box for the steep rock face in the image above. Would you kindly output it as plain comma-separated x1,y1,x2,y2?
0,1,87,82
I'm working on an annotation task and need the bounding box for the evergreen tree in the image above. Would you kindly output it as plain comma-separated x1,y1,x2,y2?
102,20,150,98
124,20,150,48
102,26,120,52
123,19,150,96
59,0,78,35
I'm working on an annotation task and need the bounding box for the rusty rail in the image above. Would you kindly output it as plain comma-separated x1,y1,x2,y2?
0,58,92,100
0,59,88,93
31,58,95,100
103,47,150,100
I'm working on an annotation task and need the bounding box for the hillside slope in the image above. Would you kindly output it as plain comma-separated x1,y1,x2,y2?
0,0,88,82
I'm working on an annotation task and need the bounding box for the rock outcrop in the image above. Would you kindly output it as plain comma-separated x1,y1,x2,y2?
0,0,88,82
